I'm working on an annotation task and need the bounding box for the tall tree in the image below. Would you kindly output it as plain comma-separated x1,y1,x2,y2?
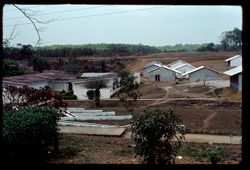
118,70,140,116
220,28,242,51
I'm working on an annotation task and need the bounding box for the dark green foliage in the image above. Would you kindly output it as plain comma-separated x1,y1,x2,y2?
132,108,189,164
206,145,225,164
85,78,106,107
158,43,208,52
60,90,77,100
2,106,59,163
31,57,50,73
220,28,242,51
118,70,140,115
2,59,24,76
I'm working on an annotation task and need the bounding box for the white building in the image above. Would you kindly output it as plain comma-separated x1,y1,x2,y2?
182,66,220,82
148,65,181,81
224,65,242,92
167,60,190,69
143,61,161,76
72,72,120,100
225,55,242,68
172,63,196,78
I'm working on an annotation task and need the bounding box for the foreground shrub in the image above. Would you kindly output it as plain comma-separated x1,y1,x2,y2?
1,106,59,163
132,108,189,164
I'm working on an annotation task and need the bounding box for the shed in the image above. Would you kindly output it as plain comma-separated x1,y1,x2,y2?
143,61,161,76
224,65,242,92
172,63,196,78
148,65,180,81
225,55,242,68
182,66,220,82
167,60,190,69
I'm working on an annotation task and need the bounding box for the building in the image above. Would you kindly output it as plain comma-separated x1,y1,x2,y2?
172,63,196,78
167,60,190,69
143,61,161,76
2,71,75,104
3,70,74,90
132,72,141,84
224,65,242,92
225,55,242,68
148,65,181,81
73,72,120,100
182,66,220,82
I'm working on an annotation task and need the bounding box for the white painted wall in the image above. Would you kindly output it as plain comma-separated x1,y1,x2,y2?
229,57,242,67
238,73,242,91
188,68,219,82
133,72,141,84
48,81,67,91
148,67,176,81
143,65,159,77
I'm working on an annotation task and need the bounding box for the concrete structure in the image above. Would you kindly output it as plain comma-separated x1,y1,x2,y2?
148,65,181,81
224,65,242,92
182,66,220,82
225,55,242,68
143,61,161,76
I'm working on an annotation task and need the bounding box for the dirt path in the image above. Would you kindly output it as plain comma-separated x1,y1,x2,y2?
201,112,217,130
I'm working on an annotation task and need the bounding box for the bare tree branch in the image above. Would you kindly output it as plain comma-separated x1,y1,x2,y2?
12,4,57,46
13,4,42,45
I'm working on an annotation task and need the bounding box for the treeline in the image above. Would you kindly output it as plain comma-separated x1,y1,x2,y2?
158,43,208,52
32,43,162,58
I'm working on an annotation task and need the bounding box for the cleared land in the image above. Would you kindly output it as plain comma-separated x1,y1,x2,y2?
54,51,242,164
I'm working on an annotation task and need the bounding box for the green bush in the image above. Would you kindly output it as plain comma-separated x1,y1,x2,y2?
87,89,100,100
132,108,189,164
60,90,77,100
2,106,59,163
206,145,224,164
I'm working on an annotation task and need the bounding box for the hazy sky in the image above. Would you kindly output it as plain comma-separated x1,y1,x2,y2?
3,5,242,47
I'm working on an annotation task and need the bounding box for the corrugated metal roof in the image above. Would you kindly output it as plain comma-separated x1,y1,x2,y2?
81,72,117,78
3,70,74,85
148,64,181,74
172,63,196,70
144,61,161,69
225,55,241,61
167,60,189,69
224,65,242,76
182,66,220,76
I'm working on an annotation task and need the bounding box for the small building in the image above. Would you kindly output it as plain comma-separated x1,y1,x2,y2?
182,66,220,82
143,61,161,76
148,65,180,81
132,72,141,84
224,65,242,92
167,60,190,69
225,55,242,68
172,63,196,78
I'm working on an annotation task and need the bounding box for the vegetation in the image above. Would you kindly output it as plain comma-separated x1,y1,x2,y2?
84,77,107,107
158,43,208,52
118,70,141,116
2,58,24,76
132,108,189,164
60,90,77,100
206,145,225,164
3,85,67,113
2,106,59,163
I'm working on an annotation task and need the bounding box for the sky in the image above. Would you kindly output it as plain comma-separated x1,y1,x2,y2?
3,5,242,47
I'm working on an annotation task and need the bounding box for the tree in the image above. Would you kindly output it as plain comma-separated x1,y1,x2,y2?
32,57,50,73
84,77,107,107
132,108,189,164
2,58,24,76
220,28,242,51
118,70,140,116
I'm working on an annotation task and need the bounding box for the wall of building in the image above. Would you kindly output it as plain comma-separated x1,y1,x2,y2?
189,68,219,82
48,81,67,92
230,57,242,67
148,67,176,81
230,73,242,92
143,65,159,77
175,65,194,74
